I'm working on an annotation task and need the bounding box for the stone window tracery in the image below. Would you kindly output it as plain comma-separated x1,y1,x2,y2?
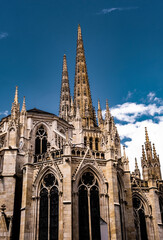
133,197,148,240
35,125,47,156
78,171,101,240
39,173,59,240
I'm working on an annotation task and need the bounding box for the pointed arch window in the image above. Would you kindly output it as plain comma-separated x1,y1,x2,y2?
133,197,148,240
78,172,101,240
39,173,59,240
35,125,47,156
83,76,85,84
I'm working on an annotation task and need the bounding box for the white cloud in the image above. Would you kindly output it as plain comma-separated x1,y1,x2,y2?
101,92,163,176
99,7,138,15
0,111,8,116
147,92,155,101
110,102,163,123
0,32,8,40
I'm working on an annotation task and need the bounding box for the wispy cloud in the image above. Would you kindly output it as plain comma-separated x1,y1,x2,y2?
0,111,8,116
99,7,138,15
0,32,8,40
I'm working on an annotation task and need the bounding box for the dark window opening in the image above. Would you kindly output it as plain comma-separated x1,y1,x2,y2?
78,172,101,240
84,137,87,147
89,137,93,150
95,138,98,151
133,197,148,240
159,197,163,224
35,126,47,157
39,174,59,240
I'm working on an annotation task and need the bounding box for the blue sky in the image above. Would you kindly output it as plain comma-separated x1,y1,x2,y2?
0,0,163,173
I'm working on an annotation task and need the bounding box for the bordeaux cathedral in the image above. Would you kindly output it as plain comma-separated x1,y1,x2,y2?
0,25,163,240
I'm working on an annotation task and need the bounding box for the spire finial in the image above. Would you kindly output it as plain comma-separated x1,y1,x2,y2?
98,99,101,110
21,96,26,113
78,24,82,40
123,145,126,158
63,54,68,72
145,127,149,142
14,86,18,104
153,143,157,157
142,145,146,160
135,158,138,169
106,99,109,111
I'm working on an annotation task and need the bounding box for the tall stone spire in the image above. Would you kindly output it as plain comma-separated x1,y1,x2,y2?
59,54,71,121
74,24,96,128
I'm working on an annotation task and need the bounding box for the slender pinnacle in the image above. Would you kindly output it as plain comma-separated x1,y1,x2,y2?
14,86,18,104
78,24,82,40
21,96,26,113
145,127,149,142
98,99,101,110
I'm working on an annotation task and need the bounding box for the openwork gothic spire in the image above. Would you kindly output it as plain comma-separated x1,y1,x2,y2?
74,25,97,128
59,54,71,121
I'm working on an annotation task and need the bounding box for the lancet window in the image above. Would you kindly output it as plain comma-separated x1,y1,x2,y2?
133,197,148,240
39,173,59,240
35,125,47,156
78,171,101,240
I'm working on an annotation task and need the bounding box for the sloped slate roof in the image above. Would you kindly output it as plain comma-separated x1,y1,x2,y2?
27,108,57,116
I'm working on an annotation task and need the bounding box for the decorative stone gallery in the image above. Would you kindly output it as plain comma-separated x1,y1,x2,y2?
0,25,163,240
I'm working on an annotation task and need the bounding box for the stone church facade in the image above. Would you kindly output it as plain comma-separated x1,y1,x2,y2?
0,25,163,240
